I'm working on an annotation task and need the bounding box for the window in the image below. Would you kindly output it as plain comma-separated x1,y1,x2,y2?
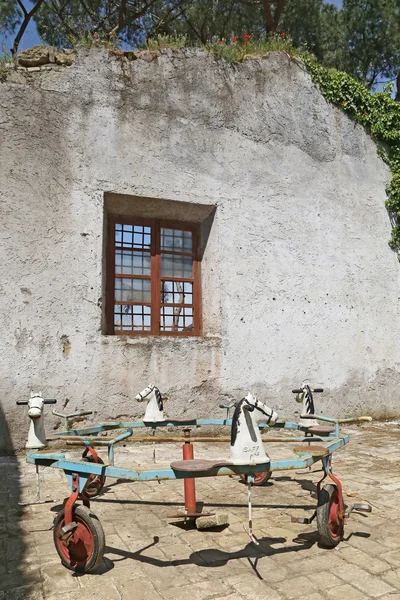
106,216,201,335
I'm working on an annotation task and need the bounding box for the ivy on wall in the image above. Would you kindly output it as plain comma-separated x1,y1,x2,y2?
303,56,400,252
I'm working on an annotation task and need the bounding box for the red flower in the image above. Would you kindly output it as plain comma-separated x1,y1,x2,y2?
232,37,237,42
93,33,99,40
280,32,285,37
244,34,249,39
218,40,223,45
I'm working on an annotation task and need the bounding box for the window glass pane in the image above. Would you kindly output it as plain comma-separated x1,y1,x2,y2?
114,305,151,331
161,228,192,252
161,254,193,278
115,278,151,303
161,281,193,305
160,306,194,332
115,250,151,276
115,224,151,250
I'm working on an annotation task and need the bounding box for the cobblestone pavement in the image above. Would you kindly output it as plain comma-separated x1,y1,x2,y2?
1,422,400,600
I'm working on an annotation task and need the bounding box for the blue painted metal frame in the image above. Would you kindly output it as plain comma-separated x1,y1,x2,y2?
27,432,349,491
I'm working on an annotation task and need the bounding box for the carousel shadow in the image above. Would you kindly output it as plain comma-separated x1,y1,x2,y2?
96,531,317,577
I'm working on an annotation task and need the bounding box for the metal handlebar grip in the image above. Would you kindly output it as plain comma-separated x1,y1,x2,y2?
292,388,324,393
17,399,56,405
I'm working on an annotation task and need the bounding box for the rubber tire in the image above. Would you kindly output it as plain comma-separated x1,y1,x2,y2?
53,505,105,573
240,471,272,486
83,455,106,498
317,483,344,548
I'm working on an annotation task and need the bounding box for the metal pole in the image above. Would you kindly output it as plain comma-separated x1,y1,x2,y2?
182,429,196,515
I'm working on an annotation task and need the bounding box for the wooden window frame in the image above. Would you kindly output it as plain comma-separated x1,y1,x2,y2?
106,215,202,336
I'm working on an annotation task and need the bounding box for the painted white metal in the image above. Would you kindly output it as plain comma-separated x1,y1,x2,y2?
26,392,47,449
136,384,165,422
230,392,278,465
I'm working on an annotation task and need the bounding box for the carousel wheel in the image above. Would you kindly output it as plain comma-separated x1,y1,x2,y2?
317,483,344,548
53,505,105,573
240,471,272,486
82,455,106,498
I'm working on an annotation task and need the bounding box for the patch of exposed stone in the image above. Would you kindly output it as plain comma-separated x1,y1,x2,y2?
0,45,76,83
17,45,76,67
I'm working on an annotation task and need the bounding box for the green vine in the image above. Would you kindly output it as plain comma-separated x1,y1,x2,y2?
303,55,400,252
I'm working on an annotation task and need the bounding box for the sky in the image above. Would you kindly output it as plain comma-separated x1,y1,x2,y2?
1,0,343,53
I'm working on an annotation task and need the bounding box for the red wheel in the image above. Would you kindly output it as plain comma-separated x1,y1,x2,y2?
83,455,106,498
317,483,344,547
240,471,272,486
53,505,105,573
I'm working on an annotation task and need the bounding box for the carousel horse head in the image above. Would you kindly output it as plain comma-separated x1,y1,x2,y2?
135,384,165,422
230,392,278,465
26,392,47,449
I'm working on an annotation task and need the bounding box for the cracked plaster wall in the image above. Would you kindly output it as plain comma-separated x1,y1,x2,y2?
0,46,399,452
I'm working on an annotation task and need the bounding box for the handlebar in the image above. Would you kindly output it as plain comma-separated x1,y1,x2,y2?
292,388,323,394
16,399,57,405
219,403,235,410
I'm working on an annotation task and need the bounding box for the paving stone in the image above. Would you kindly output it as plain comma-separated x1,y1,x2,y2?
381,567,400,590
0,585,44,600
335,563,395,597
338,545,392,575
161,579,232,600
326,584,369,599
274,575,317,599
307,571,343,589
229,573,283,600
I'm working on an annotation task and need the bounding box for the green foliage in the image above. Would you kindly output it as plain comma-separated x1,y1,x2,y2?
0,1,21,36
0,45,14,82
304,55,400,252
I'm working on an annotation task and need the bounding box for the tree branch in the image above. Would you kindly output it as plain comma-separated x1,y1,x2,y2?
12,0,46,55
273,0,285,30
261,0,275,33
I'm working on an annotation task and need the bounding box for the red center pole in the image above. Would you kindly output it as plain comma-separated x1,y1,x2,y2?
182,429,197,515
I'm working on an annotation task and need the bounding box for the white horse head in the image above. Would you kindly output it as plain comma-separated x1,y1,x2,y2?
295,382,319,427
230,392,278,465
26,392,46,449
28,392,44,419
135,384,165,423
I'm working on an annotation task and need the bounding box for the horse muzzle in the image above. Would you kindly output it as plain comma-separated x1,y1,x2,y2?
28,407,42,419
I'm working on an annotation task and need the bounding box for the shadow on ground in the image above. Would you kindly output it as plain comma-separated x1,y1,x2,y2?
0,399,37,597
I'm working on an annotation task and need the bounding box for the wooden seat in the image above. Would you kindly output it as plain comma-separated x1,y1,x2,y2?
306,426,335,435
293,445,329,456
170,459,232,473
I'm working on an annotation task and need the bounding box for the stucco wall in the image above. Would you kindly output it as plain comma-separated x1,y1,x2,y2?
0,47,398,452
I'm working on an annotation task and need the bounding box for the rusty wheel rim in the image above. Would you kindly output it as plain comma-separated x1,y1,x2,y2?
55,514,95,569
328,489,342,540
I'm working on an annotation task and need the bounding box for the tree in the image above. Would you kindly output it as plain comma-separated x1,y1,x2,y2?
33,0,190,47
1,0,46,54
335,0,400,88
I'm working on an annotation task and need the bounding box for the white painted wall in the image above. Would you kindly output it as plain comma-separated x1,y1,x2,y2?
0,47,398,452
